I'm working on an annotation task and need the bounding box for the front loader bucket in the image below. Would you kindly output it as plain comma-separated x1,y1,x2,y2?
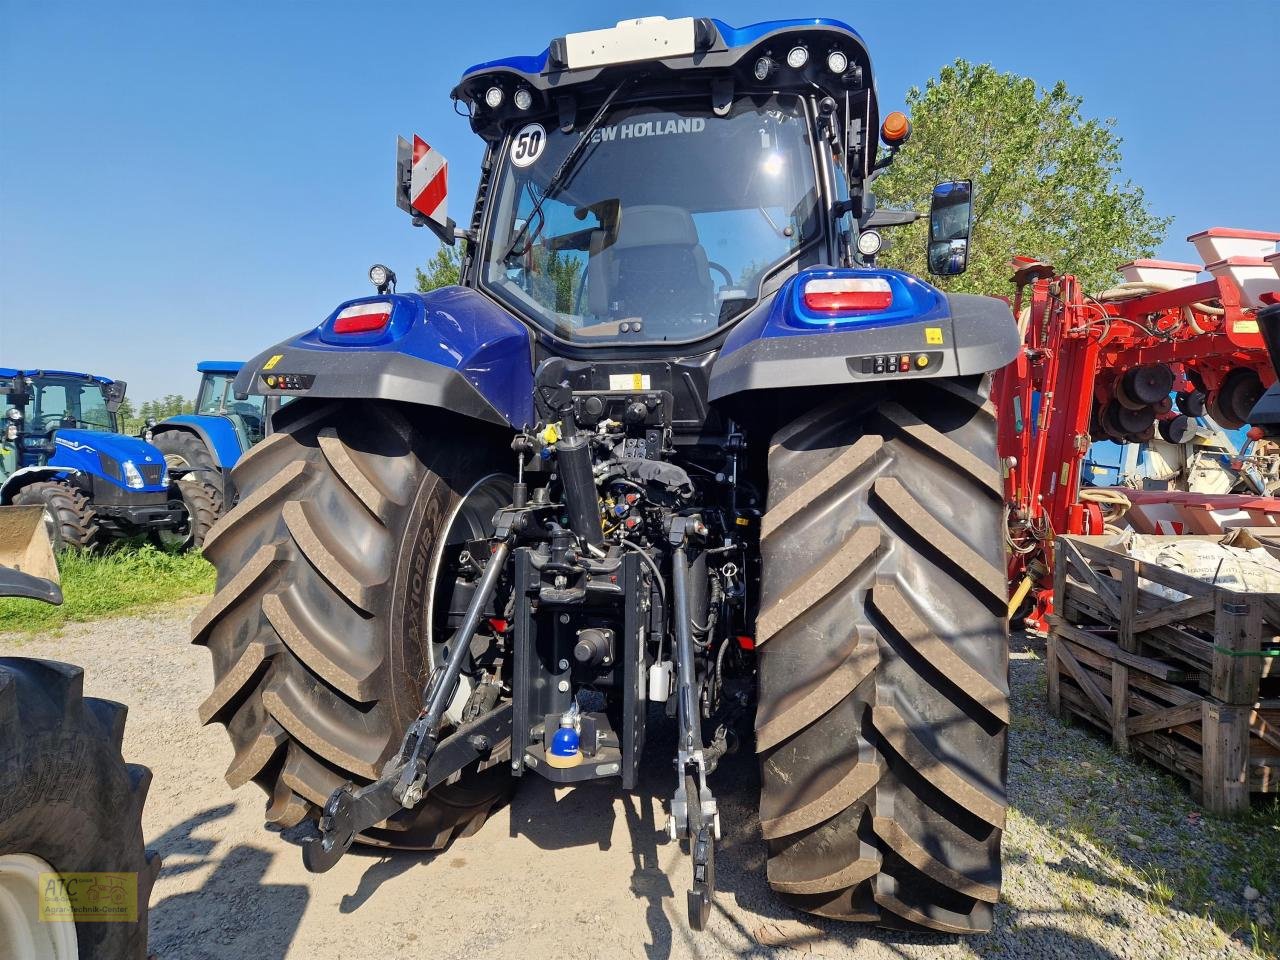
0,505,62,603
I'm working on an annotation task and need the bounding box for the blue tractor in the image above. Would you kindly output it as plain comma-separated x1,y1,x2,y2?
193,16,1018,933
0,369,215,550
149,360,275,525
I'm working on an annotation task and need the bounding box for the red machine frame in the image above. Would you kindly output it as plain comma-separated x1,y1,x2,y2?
993,261,1276,632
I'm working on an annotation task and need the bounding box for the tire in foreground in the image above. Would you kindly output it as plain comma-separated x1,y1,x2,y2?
754,379,1008,933
0,658,157,959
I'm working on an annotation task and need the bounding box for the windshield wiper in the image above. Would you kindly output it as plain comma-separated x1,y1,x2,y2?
504,78,631,260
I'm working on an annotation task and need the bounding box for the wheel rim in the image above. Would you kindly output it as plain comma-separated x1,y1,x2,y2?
156,454,195,549
0,854,78,960
425,473,513,658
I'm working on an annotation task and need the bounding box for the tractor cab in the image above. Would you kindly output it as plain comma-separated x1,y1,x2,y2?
0,370,126,482
21,371,119,435
193,360,267,448
396,16,973,351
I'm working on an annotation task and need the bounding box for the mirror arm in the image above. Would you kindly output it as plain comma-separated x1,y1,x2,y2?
414,213,460,246
872,145,900,172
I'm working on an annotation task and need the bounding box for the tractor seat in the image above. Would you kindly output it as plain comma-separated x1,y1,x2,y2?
587,205,714,330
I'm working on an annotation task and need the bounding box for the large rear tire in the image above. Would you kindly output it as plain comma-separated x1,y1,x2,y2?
0,658,157,959
755,379,1008,933
192,400,514,848
11,482,98,552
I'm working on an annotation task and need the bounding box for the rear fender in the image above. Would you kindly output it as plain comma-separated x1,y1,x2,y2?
153,417,240,470
234,288,535,429
708,268,1018,401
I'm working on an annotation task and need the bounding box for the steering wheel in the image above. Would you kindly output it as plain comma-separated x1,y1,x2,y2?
33,414,68,432
707,261,733,287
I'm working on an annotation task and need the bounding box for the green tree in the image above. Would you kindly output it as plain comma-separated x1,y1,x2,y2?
416,245,463,291
120,395,191,435
875,60,1171,296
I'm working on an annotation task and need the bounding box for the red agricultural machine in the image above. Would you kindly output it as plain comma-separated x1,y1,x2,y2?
994,227,1280,631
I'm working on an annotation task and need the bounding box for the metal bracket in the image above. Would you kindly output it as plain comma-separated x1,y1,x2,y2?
664,524,720,929
301,539,513,874
300,702,512,873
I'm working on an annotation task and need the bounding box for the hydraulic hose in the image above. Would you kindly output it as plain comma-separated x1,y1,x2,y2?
1093,280,1224,335
1079,488,1132,536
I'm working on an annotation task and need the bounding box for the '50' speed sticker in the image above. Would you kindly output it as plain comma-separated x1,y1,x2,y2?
511,123,546,167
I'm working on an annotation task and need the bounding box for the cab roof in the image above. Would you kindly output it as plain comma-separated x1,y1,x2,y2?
197,360,244,374
0,367,114,385
461,17,867,78
453,15,878,177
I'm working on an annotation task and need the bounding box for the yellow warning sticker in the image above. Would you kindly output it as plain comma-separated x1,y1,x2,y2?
608,373,651,390
262,354,284,371
924,327,944,345
1233,320,1260,334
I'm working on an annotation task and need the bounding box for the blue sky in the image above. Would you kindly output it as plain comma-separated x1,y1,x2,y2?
2,1,1278,402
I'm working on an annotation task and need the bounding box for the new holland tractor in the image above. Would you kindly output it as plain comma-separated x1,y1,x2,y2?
0,369,215,550
149,360,277,534
194,16,1017,933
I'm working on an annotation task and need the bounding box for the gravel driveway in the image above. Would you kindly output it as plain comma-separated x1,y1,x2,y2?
3,606,1274,959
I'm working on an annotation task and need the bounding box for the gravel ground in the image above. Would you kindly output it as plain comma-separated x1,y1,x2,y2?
2,606,1276,959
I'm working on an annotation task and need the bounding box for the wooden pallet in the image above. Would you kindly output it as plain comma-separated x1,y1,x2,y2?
1049,535,1280,814
1054,535,1280,705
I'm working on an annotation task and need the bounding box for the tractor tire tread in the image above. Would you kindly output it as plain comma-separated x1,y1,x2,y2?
193,399,511,848
0,657,154,957
757,381,1008,934
13,481,99,550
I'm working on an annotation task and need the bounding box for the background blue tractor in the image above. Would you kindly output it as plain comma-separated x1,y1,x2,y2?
0,368,214,550
192,15,1019,933
149,360,277,526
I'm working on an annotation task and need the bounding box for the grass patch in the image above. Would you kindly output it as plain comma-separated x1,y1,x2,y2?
0,544,214,634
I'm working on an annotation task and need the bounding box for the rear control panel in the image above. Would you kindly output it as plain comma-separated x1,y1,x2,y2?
846,351,944,378
260,372,315,391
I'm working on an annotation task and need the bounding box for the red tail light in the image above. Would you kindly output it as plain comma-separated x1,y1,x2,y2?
803,277,893,312
333,302,392,334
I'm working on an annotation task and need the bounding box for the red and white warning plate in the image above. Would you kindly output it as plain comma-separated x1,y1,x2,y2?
410,135,448,227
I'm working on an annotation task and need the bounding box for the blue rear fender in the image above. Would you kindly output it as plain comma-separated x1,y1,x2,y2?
708,267,1019,401
155,415,245,470
235,287,535,428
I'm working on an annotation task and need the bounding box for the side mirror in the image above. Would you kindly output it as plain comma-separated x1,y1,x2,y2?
397,134,456,246
927,180,973,276
103,380,127,412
